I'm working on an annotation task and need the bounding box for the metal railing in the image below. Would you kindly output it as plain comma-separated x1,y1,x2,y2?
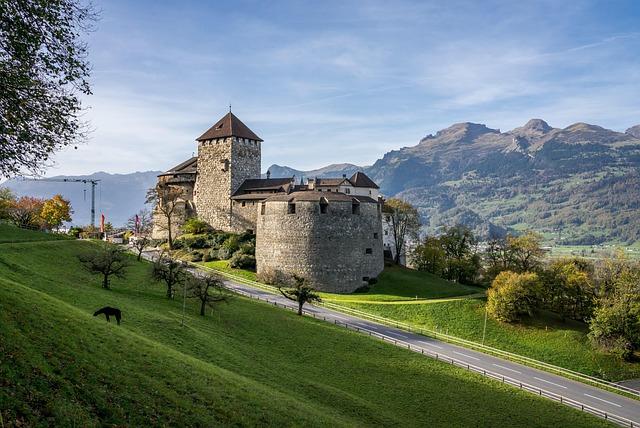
192,262,640,400
225,283,638,428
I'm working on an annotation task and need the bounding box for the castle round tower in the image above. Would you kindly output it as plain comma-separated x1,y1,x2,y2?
193,112,262,232
255,192,384,293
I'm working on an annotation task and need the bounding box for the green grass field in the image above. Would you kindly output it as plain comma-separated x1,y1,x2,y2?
201,259,258,281
0,231,611,426
321,265,484,302
340,298,640,381
0,223,72,243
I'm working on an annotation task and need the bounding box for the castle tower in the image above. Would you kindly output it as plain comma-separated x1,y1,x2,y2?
193,111,262,231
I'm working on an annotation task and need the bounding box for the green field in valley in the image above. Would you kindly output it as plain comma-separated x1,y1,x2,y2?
0,229,611,427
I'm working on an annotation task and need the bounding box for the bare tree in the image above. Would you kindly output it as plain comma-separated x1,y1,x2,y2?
146,185,183,249
188,274,227,316
132,236,150,261
78,243,131,289
278,275,321,315
383,198,421,264
126,209,153,236
151,252,186,299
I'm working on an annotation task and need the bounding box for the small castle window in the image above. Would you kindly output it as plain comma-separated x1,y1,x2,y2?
352,203,360,215
221,159,229,172
369,190,372,195
362,276,370,282
261,203,266,215
365,248,372,254
216,123,224,130
288,203,296,214
241,201,246,207
374,233,378,239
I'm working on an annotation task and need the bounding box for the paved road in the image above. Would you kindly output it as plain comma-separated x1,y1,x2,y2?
142,251,640,425
222,277,640,425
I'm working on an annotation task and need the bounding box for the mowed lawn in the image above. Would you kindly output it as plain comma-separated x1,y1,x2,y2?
321,265,484,302
341,298,640,381
0,235,611,427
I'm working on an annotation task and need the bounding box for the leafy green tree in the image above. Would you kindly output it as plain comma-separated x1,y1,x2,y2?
1,0,96,177
182,217,212,235
411,236,445,275
188,274,227,316
151,252,186,299
589,265,640,360
78,243,131,289
440,225,480,284
278,275,321,316
0,187,16,219
40,194,72,231
487,271,542,323
383,198,421,264
542,258,595,322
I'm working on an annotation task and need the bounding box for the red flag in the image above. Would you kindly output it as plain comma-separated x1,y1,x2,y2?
135,214,140,234
100,213,105,233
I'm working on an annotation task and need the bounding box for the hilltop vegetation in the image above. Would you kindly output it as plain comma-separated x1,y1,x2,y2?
0,229,610,426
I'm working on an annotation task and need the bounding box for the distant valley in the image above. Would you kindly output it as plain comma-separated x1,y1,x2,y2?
4,119,639,245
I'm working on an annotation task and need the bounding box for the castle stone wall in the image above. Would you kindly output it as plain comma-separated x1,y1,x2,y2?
255,198,384,293
194,137,260,231
230,200,259,233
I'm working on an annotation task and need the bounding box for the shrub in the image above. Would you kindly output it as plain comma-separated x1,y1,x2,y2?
207,248,220,261
202,252,211,262
68,226,83,238
257,267,291,286
172,239,185,250
182,218,212,235
191,252,203,262
239,242,255,256
217,247,233,260
211,232,231,247
487,271,541,323
367,277,378,285
189,235,209,249
229,252,256,270
221,235,240,253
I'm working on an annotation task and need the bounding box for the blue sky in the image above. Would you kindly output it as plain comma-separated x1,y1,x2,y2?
49,0,640,176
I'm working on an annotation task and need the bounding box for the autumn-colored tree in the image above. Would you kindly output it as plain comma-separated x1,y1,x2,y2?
9,196,45,228
506,231,545,273
40,194,72,230
383,198,421,264
541,258,595,322
487,271,542,323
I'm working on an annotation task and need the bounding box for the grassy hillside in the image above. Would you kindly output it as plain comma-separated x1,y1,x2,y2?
0,223,72,244
0,234,610,426
340,298,640,382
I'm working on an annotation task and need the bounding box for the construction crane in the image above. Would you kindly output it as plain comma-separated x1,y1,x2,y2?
24,178,101,226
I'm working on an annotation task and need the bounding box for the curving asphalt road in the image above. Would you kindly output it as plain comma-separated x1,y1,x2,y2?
220,277,640,426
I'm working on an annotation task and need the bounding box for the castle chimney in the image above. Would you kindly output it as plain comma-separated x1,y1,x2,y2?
266,170,271,179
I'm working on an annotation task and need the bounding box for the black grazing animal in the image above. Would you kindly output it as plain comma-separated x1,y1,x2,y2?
93,306,122,325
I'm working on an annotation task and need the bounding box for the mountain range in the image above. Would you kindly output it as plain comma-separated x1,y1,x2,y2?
3,119,639,244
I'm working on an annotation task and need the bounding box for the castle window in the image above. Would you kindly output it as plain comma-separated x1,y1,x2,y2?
369,190,372,195
216,123,224,130
365,248,372,254
241,201,246,207
374,233,378,239
261,203,265,215
352,203,360,215
287,203,296,214
345,188,351,194
362,276,370,282
221,159,229,172
320,200,328,214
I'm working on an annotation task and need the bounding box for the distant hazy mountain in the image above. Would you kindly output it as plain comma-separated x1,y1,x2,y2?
364,119,640,244
4,171,161,227
264,163,365,181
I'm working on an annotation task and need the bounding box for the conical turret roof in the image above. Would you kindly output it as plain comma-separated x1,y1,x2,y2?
196,112,263,142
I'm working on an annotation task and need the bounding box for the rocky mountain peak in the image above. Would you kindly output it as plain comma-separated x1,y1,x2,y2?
429,122,499,142
522,119,551,133
626,125,640,139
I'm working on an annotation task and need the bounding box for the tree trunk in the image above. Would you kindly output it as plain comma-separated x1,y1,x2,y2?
102,274,109,289
167,217,173,249
297,300,303,315
167,284,173,299
200,300,206,316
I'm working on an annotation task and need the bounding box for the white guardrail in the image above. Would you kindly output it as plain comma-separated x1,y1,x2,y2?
191,262,639,426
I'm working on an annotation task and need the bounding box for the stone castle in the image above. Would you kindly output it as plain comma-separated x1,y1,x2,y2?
152,111,384,292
